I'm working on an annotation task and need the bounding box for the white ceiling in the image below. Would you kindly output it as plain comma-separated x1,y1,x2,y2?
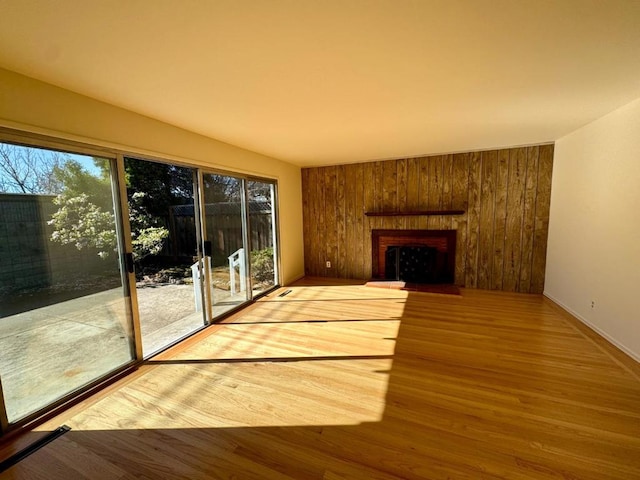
1,1,640,167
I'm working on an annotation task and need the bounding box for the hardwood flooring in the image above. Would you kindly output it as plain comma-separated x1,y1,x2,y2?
1,278,639,479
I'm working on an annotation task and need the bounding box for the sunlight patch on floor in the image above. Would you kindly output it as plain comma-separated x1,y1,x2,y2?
52,357,394,431
33,282,405,432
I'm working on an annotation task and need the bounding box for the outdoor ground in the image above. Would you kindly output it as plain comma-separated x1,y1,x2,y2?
0,280,247,422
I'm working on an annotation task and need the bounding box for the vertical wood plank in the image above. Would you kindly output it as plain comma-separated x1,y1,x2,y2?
383,160,397,214
372,161,384,232
380,160,398,242
519,146,540,293
465,152,482,288
336,165,346,278
324,166,338,277
502,148,527,291
344,165,356,279
531,144,554,293
308,167,318,276
406,157,420,230
452,153,469,285
396,159,408,229
382,160,397,233
301,168,312,276
477,150,497,289
306,168,319,275
418,157,430,230
354,163,365,279
441,155,454,230
427,156,444,230
363,162,376,280
316,167,326,277
492,149,510,290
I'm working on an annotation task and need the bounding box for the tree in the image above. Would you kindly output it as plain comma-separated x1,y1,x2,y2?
127,192,170,261
124,160,194,216
48,159,169,261
203,174,241,203
247,180,272,202
51,157,113,208
49,193,117,258
0,143,65,194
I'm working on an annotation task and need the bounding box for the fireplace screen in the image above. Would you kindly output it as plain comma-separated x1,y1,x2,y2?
385,246,437,283
372,229,456,284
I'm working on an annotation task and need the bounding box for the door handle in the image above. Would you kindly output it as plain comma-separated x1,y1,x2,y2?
125,252,135,273
203,240,212,257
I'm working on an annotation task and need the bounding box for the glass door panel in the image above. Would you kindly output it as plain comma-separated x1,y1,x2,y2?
247,180,278,295
123,158,205,357
0,142,135,423
201,173,250,317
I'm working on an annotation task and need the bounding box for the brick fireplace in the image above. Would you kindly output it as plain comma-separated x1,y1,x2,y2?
371,229,456,284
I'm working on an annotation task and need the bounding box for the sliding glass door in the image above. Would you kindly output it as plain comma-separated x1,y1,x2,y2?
0,142,135,425
201,172,250,317
124,157,206,357
247,180,278,296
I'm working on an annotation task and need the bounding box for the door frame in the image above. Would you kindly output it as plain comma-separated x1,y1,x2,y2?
0,135,139,435
198,170,252,322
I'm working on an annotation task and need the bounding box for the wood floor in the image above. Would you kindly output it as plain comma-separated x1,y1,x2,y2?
1,278,639,479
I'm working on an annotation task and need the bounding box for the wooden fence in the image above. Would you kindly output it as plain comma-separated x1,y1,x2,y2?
163,203,274,265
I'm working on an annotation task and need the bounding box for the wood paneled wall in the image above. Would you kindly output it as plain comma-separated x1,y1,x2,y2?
301,144,554,293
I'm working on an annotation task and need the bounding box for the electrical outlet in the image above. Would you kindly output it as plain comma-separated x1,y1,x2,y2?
326,261,331,268
591,300,595,309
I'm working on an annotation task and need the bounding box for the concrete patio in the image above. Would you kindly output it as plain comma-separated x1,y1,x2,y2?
0,283,246,422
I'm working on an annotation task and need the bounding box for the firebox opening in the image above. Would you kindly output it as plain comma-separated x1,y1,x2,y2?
372,229,456,285
385,245,437,283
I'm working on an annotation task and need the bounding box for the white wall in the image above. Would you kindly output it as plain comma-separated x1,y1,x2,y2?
0,68,305,284
545,97,640,361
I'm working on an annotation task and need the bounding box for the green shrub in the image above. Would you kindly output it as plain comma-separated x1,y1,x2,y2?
251,247,274,283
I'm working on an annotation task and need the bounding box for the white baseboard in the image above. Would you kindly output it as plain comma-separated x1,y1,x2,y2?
543,291,640,363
